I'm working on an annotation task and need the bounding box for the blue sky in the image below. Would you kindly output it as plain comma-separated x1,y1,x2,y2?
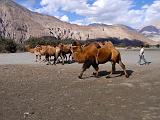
15,0,160,28
133,0,153,9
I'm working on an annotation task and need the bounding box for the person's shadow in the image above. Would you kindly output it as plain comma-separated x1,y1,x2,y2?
140,62,151,65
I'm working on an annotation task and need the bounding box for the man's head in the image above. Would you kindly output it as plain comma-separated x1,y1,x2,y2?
140,45,144,48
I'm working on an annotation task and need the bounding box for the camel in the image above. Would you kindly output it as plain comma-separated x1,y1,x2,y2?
41,45,63,65
25,45,62,64
71,42,101,78
71,41,128,79
25,45,35,53
35,45,49,62
25,45,42,62
58,43,72,63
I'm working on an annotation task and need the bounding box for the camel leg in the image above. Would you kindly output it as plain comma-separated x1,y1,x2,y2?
60,53,64,65
40,58,46,63
110,62,116,75
92,63,99,77
46,54,51,65
35,55,38,62
68,53,72,63
79,68,86,79
41,55,47,63
106,61,116,78
79,61,91,79
61,55,64,65
64,54,67,61
39,55,41,61
53,52,59,65
49,56,52,65
118,61,129,78
53,56,57,65
111,62,116,73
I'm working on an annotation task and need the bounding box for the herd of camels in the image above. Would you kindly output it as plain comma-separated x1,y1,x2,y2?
25,41,129,79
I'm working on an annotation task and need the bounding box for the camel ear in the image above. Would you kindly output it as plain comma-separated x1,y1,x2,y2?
102,42,105,45
79,46,83,52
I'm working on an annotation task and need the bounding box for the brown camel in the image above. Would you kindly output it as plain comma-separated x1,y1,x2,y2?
25,45,42,62
25,45,35,53
25,45,62,64
71,41,128,79
43,45,63,65
58,43,72,63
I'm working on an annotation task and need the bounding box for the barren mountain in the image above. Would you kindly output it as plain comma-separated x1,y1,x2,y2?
0,0,157,45
139,25,160,42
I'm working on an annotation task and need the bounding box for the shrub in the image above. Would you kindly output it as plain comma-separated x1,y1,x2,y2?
156,44,160,48
0,38,18,53
5,39,17,53
0,39,6,52
16,44,25,52
25,37,76,47
145,44,150,48
25,37,59,47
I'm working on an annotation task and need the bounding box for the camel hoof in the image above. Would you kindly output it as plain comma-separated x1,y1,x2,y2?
46,62,51,65
78,76,82,79
92,72,96,75
106,75,111,78
125,74,129,78
95,75,99,78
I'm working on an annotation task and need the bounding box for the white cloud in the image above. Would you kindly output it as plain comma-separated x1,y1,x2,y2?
35,0,160,28
143,0,160,24
35,0,88,16
60,15,69,22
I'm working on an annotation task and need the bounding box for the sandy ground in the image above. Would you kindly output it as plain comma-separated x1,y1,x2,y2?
0,49,160,120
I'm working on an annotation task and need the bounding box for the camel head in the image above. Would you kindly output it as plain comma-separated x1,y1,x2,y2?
25,45,35,53
71,45,83,53
72,41,81,46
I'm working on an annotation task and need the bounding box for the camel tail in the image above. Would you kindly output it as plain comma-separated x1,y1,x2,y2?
114,50,122,63
95,49,99,64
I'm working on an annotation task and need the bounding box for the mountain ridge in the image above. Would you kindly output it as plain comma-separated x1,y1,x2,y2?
139,25,160,42
0,0,157,45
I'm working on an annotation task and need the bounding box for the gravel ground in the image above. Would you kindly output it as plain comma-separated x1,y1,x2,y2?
0,49,160,120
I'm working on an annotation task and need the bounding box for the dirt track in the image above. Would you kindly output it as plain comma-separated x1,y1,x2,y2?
0,49,160,120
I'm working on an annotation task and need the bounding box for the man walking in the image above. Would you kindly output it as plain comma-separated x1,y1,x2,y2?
138,45,149,65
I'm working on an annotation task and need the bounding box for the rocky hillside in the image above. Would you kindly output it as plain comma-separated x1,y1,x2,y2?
0,0,156,45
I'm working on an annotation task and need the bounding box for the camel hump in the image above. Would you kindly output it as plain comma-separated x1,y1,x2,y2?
103,41,114,49
107,41,114,46
108,41,114,46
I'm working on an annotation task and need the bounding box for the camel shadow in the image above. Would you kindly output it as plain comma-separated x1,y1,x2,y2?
49,59,74,64
98,69,134,78
81,70,133,79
